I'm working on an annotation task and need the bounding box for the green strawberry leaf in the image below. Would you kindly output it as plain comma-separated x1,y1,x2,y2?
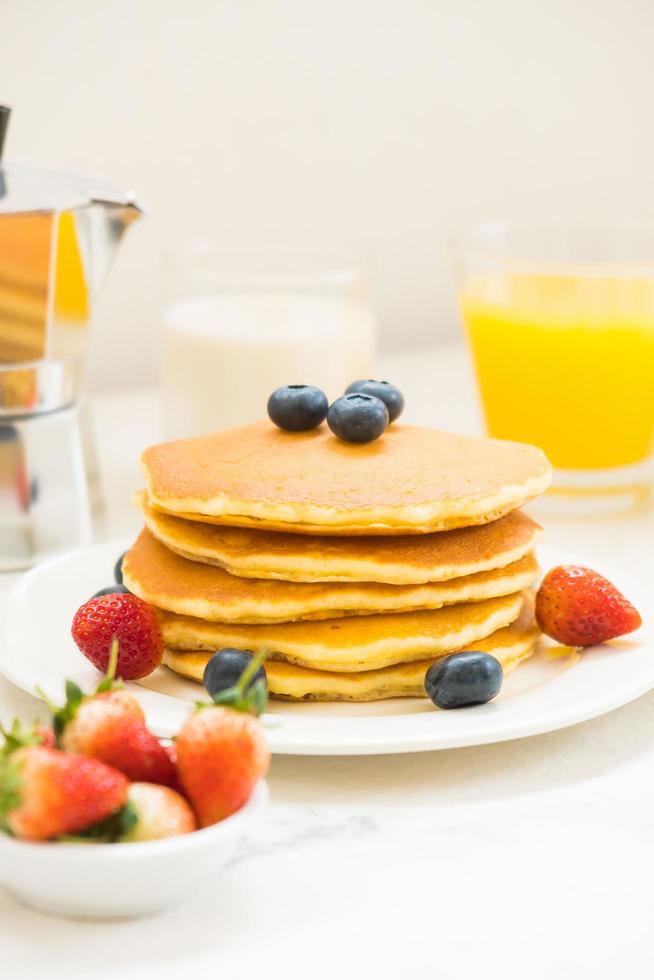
57,800,139,844
118,800,139,838
65,680,83,709
210,685,242,708
207,650,269,717
0,719,50,758
0,757,23,834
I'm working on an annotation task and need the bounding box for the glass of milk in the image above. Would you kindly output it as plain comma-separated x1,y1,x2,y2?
160,246,377,439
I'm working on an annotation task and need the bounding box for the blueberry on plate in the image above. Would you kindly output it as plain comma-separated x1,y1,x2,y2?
424,651,503,709
114,552,127,585
327,393,389,444
267,385,329,432
92,585,130,599
345,379,404,423
203,648,267,699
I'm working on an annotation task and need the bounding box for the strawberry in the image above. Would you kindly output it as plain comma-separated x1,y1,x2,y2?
120,783,196,842
61,696,175,785
176,706,269,826
536,565,642,647
71,592,163,680
52,644,175,787
175,650,269,826
0,745,128,841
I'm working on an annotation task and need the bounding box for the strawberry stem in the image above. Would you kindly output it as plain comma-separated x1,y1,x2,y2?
38,640,123,747
96,638,120,693
107,637,119,683
35,686,59,718
235,650,267,697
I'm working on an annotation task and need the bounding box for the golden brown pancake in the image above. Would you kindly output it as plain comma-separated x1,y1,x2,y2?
141,421,551,535
123,528,539,625
158,590,525,671
136,491,541,585
164,594,540,699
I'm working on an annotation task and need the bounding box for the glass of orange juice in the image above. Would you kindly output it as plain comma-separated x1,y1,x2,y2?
454,224,654,511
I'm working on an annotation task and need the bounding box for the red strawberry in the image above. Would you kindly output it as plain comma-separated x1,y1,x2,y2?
536,565,642,647
52,648,175,787
175,651,270,826
62,695,175,786
0,745,128,841
176,706,270,826
120,783,197,841
71,592,163,679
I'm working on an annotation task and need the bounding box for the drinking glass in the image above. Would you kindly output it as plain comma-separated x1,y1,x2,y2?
161,247,376,440
453,224,654,510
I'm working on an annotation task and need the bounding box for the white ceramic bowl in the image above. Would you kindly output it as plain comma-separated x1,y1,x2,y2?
0,780,268,919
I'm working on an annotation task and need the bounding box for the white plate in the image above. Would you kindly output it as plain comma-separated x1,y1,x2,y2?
0,539,650,755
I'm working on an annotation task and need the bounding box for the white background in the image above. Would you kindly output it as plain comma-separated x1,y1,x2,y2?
2,0,654,391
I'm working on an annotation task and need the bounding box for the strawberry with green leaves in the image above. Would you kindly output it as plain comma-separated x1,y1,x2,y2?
0,742,128,842
50,642,176,787
176,654,270,827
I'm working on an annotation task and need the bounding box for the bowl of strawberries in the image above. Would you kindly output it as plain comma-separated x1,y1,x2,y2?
0,644,270,919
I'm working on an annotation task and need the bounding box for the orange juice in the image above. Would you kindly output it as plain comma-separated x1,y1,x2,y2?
460,272,654,470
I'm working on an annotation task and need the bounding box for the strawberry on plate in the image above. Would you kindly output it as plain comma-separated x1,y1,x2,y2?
536,565,642,647
71,592,163,680
0,745,128,842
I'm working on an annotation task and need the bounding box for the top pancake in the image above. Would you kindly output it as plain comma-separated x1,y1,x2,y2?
136,492,541,584
141,421,551,535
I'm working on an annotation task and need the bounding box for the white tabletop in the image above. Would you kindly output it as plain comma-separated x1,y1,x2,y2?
2,345,653,980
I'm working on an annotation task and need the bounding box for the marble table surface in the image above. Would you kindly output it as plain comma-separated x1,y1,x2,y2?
2,345,653,980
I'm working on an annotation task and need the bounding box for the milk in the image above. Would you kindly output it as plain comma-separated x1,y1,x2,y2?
161,288,376,439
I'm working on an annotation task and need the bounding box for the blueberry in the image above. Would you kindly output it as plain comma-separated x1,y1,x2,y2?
203,648,267,699
267,385,329,432
345,379,404,423
92,585,130,599
327,393,389,444
114,552,127,585
424,651,503,709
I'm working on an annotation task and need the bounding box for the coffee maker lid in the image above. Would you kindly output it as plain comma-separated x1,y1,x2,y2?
0,105,140,215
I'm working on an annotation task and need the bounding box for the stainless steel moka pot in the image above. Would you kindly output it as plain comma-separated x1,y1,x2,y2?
0,106,142,569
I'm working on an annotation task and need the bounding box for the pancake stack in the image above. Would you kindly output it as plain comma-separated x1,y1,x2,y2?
124,421,552,701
